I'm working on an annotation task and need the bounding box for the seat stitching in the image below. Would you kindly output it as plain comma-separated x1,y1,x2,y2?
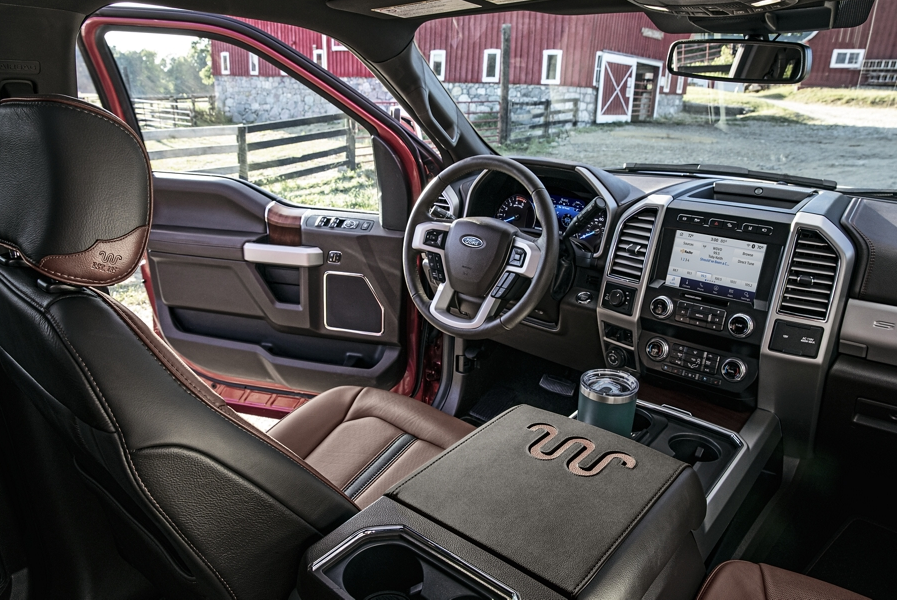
97,292,356,503
341,432,404,493
33,298,238,599
352,439,418,499
693,560,734,600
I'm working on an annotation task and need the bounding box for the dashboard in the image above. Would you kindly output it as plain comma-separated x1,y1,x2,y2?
494,193,607,249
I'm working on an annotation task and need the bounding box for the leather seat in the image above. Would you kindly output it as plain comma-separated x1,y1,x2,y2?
697,561,870,600
0,96,472,600
268,386,473,508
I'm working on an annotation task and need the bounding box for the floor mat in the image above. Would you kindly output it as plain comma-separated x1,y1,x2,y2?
806,519,897,599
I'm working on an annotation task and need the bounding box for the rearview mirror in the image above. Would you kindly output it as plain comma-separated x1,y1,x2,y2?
667,40,811,84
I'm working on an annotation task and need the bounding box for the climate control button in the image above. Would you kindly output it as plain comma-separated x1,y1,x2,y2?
720,358,748,382
645,337,669,362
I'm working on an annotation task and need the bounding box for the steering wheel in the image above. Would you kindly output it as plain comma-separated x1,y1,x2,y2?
403,156,559,340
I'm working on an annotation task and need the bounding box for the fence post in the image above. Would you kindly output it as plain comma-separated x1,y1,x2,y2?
543,99,551,138
498,23,512,145
345,118,357,170
237,125,249,181
572,98,579,127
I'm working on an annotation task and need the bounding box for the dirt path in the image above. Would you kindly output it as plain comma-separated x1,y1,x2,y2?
531,116,897,191
763,99,897,129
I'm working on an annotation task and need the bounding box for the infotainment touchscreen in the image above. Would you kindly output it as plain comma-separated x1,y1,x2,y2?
665,230,767,302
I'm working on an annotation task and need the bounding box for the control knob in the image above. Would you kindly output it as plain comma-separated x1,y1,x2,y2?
645,337,669,362
720,358,747,382
608,289,625,307
649,296,673,319
605,346,627,369
728,314,754,338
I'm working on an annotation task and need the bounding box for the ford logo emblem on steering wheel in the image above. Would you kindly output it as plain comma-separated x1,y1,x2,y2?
460,235,485,249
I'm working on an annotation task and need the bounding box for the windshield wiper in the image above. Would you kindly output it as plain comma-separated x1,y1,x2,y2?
617,163,838,191
838,188,897,200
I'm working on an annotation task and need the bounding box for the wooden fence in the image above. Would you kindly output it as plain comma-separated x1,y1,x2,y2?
505,97,580,143
133,95,215,130
144,113,362,185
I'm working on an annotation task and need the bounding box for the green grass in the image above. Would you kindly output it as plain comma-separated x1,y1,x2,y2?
267,167,380,212
109,279,154,328
755,86,897,109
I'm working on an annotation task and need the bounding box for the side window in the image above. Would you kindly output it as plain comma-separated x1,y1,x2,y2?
104,29,389,212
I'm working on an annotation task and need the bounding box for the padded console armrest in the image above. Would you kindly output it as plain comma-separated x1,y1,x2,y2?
387,405,706,598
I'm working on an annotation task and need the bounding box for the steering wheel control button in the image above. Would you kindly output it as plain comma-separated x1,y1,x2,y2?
426,252,446,283
490,272,518,299
649,296,673,319
645,338,669,362
602,283,636,315
727,313,754,338
721,358,747,382
424,229,446,248
508,247,527,268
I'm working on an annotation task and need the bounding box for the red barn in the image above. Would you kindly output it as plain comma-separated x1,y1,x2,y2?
803,0,897,87
211,13,689,125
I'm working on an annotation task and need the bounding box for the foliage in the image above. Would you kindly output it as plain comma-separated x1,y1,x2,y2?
111,38,213,97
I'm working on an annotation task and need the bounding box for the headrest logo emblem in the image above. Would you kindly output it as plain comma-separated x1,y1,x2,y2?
99,251,123,266
460,235,485,249
526,424,637,477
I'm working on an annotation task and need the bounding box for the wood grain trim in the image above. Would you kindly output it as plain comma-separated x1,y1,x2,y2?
267,203,306,246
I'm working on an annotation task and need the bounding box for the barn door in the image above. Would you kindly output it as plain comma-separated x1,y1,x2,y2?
596,54,637,123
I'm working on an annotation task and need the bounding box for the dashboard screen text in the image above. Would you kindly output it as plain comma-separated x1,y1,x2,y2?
665,231,766,302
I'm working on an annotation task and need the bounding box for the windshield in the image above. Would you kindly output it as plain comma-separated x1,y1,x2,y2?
415,12,897,191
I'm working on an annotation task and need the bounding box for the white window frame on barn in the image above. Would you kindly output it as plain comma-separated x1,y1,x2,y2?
220,51,230,75
429,49,446,81
248,53,259,75
830,49,865,69
482,49,500,83
331,38,347,51
313,47,326,68
542,50,562,85
676,75,684,94
593,51,604,87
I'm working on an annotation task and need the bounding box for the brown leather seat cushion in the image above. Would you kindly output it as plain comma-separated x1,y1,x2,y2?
697,561,870,600
268,386,475,508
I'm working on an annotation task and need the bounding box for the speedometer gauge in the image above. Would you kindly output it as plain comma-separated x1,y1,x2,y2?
495,194,536,229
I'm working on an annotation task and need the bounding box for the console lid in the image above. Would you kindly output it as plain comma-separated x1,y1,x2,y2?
387,405,705,597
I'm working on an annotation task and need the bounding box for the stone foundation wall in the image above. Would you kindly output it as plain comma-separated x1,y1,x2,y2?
213,75,682,126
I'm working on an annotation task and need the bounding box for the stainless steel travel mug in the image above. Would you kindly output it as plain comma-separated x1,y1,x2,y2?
577,369,639,436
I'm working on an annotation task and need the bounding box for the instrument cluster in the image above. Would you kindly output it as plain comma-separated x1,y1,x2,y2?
494,193,607,251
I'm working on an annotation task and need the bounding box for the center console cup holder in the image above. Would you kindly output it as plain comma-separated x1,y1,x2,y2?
310,526,516,600
668,434,722,466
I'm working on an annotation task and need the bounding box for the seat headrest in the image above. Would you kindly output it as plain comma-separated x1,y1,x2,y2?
0,96,152,286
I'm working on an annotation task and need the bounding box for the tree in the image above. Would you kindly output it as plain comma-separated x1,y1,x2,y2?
111,38,213,98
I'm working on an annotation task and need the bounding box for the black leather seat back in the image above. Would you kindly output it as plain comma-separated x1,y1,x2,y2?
0,97,357,600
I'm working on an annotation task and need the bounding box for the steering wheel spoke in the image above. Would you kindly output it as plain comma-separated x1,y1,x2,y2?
505,236,541,279
429,281,502,330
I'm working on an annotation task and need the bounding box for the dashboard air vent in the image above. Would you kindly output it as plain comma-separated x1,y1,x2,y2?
779,229,839,321
608,208,658,282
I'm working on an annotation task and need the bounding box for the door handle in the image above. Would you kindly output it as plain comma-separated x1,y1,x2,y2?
243,242,323,267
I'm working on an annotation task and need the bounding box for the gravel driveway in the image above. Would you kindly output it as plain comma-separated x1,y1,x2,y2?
530,108,897,191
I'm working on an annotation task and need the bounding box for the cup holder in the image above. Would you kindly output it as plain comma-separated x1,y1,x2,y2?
342,543,424,599
631,409,653,437
668,434,722,466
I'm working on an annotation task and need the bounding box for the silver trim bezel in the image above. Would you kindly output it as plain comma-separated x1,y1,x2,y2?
310,525,519,600
727,313,755,338
323,271,385,336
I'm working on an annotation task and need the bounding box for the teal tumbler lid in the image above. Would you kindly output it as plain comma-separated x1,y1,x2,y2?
580,369,639,404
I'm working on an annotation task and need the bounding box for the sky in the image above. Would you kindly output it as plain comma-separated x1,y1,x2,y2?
104,30,199,58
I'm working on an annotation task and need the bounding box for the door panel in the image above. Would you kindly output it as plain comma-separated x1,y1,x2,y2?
147,172,405,393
